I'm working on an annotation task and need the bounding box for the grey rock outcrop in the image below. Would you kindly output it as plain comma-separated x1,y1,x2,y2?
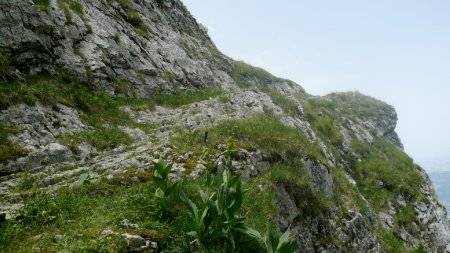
0,1,449,252
0,0,234,96
0,103,84,174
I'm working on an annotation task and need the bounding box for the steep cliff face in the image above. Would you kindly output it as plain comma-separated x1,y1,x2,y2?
0,1,449,252
0,0,233,96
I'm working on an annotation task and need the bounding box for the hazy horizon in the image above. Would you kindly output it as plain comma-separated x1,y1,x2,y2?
182,0,450,171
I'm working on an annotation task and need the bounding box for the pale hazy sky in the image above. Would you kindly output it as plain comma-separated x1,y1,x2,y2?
182,0,450,171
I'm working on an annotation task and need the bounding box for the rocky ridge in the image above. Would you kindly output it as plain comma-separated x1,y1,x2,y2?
0,0,449,252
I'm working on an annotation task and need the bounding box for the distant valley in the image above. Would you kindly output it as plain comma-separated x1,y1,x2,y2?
421,157,450,217
429,171,450,217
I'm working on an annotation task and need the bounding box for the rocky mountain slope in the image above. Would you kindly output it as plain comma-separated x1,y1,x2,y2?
1,0,449,252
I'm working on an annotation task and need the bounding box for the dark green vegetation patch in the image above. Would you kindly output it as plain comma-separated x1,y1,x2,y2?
0,125,29,162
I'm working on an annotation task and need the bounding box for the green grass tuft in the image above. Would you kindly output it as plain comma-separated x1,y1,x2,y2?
68,0,83,15
33,0,50,11
376,229,407,253
0,125,29,162
154,87,222,108
229,61,286,88
352,139,422,212
60,127,133,151
260,86,300,116
0,179,191,252
116,0,148,36
270,162,331,218
0,50,9,76
174,114,324,162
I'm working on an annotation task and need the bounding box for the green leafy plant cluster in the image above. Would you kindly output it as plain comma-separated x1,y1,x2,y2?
180,170,260,251
263,222,297,253
200,147,216,172
152,159,179,211
159,140,297,252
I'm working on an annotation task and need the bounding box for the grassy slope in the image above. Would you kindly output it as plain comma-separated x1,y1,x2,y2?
300,93,430,252
0,109,324,252
0,73,222,158
0,62,432,252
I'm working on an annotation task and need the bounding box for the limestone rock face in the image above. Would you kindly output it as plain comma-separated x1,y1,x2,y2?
0,103,84,174
0,1,449,253
0,0,234,96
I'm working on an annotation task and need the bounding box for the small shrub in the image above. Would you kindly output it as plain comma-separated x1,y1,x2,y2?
270,163,330,218
128,11,144,27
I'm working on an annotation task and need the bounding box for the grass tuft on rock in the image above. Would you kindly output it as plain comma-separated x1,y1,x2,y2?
116,0,149,36
0,125,29,162
229,61,286,88
0,50,9,76
60,127,133,151
33,0,50,11
174,114,324,162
